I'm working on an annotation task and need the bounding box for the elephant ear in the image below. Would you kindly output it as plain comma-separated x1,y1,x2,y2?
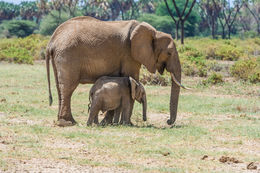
130,22,157,73
129,77,138,100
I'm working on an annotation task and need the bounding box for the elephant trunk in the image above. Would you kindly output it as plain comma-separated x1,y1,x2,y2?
167,56,182,125
142,94,147,121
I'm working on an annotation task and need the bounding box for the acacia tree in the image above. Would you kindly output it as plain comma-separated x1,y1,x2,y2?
163,0,196,44
244,0,260,35
238,5,253,33
214,0,244,39
198,0,221,39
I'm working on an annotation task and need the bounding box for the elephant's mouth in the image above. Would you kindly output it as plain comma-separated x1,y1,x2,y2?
158,63,166,75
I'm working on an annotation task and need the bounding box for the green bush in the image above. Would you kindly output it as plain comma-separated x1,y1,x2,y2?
39,10,82,36
202,72,224,85
230,58,260,83
254,38,260,46
137,13,174,35
0,34,49,64
179,45,208,77
40,10,71,36
0,20,37,38
215,45,243,61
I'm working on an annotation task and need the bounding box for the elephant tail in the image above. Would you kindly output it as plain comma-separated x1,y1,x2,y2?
46,48,53,106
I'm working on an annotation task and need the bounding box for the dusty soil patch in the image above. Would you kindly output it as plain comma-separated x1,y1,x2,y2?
5,158,132,173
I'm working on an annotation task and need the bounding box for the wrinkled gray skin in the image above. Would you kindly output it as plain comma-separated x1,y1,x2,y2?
87,76,147,126
46,16,184,126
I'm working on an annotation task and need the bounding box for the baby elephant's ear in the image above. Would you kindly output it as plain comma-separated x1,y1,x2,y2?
129,77,138,100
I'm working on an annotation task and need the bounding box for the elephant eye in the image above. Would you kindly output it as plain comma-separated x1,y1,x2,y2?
167,52,172,56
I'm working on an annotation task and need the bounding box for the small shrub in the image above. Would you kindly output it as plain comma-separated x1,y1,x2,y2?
230,58,260,83
254,38,260,46
215,45,243,61
202,72,224,85
181,60,198,76
205,45,217,59
179,45,208,77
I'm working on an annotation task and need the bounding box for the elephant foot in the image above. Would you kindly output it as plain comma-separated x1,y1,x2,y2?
56,119,76,127
122,121,133,126
167,119,174,125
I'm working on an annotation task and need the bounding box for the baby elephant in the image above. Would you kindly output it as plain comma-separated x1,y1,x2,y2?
87,76,147,126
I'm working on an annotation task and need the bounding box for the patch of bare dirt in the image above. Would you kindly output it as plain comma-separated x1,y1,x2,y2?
5,158,132,173
0,112,6,118
7,118,38,126
148,112,191,127
44,137,85,150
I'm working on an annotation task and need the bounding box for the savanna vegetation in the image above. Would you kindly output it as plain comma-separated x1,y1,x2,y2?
0,0,260,172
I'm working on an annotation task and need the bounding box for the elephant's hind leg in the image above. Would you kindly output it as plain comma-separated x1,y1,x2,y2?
58,83,78,125
54,56,80,126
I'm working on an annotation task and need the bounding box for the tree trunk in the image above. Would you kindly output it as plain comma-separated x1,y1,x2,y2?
180,20,184,44
228,26,231,39
257,22,260,35
212,18,215,39
222,26,225,39
175,21,179,40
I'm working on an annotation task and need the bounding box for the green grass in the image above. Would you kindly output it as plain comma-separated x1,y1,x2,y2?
0,63,259,172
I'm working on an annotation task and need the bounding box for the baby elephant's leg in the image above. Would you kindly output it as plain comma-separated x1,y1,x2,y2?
87,103,100,126
113,106,122,124
100,110,114,126
122,99,134,125
94,116,99,124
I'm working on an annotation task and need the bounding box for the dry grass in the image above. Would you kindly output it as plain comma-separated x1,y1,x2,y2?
0,63,260,172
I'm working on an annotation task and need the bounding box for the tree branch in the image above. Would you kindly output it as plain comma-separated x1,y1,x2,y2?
164,0,177,23
181,0,189,17
183,0,196,21
172,0,182,18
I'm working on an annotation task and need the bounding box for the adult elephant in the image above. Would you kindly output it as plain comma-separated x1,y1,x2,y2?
46,16,186,126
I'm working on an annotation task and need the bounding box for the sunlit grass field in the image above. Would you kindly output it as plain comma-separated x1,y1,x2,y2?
0,62,259,172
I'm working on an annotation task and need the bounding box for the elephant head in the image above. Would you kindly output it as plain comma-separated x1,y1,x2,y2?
129,77,147,121
130,22,187,125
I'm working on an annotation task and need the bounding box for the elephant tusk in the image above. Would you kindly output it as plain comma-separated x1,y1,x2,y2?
170,73,191,90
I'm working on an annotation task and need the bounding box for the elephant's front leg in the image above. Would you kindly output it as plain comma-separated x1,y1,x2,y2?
87,103,100,126
122,100,134,125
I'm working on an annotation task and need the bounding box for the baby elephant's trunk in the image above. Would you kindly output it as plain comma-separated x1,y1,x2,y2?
142,93,147,121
